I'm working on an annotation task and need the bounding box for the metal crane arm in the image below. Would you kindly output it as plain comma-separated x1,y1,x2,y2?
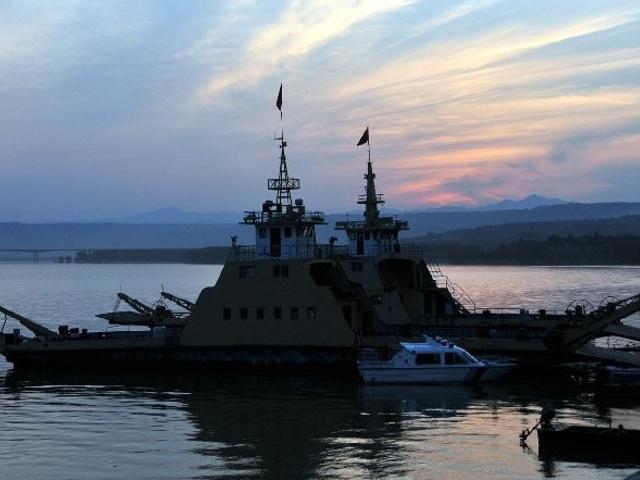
117,293,155,317
0,305,59,340
160,292,194,312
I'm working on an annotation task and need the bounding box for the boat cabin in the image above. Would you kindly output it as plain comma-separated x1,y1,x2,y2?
395,337,482,367
241,133,325,260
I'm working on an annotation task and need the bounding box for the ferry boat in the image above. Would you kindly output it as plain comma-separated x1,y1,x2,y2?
1,86,640,372
358,336,487,384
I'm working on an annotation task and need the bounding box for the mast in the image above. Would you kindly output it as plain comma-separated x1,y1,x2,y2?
335,126,409,257
268,83,299,207
363,159,383,224
357,127,384,225
240,84,325,260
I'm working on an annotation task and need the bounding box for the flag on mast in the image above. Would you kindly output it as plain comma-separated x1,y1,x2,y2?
357,126,369,146
276,84,283,113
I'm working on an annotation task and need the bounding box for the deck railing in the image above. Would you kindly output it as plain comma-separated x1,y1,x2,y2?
227,244,351,262
226,242,437,262
242,210,326,224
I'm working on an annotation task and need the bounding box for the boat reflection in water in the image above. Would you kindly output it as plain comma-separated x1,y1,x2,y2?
3,370,639,479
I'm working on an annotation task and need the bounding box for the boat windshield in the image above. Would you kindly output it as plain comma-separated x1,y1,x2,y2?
459,351,479,363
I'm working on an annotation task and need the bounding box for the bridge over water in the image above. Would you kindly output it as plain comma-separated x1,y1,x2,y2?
0,249,80,263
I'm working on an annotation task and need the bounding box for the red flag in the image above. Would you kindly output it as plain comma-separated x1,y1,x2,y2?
276,84,283,112
357,126,369,146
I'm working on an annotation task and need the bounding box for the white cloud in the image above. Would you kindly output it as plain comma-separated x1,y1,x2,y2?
194,0,414,103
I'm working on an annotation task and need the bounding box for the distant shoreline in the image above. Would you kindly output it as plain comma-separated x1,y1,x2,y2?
1,233,638,266
3,260,640,267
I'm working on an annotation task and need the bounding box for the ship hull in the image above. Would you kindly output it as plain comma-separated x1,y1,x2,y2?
3,344,359,376
359,365,485,384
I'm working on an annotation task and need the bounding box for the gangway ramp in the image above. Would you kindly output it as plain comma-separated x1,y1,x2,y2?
576,344,640,367
603,323,640,342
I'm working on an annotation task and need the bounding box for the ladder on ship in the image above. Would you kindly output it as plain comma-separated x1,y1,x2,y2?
420,248,476,312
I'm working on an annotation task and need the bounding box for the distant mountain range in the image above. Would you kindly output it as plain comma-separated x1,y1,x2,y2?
393,202,640,236
1,201,640,249
414,194,567,212
107,207,241,224
104,194,567,223
412,214,640,247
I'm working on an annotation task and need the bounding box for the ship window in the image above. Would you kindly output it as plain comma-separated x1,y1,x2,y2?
307,307,316,319
223,307,231,320
282,265,289,277
373,232,378,240
240,307,248,320
445,352,469,365
370,294,383,304
291,307,299,319
259,228,267,239
257,307,265,320
365,232,371,240
284,227,292,238
351,262,363,272
239,266,256,278
273,265,281,277
415,353,440,365
274,307,282,320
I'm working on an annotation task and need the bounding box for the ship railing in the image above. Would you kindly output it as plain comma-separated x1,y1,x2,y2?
420,326,549,340
392,244,478,311
242,210,326,224
335,218,409,230
442,278,476,312
227,244,351,262
460,306,564,317
340,243,425,258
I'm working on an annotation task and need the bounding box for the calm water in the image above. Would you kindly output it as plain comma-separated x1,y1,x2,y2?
1,264,640,479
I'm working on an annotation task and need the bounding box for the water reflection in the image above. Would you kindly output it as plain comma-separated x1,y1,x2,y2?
2,370,639,480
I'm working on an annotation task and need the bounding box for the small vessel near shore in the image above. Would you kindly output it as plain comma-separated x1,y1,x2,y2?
538,423,640,453
358,336,488,384
1,86,640,373
521,405,640,465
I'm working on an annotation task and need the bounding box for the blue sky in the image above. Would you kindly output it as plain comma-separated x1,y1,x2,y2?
0,0,639,221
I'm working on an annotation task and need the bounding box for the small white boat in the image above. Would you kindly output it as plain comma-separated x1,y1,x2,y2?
358,336,487,384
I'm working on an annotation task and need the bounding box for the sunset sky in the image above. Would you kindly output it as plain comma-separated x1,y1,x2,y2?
1,0,639,221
